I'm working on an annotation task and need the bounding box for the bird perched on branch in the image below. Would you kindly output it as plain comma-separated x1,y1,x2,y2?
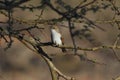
51,25,66,52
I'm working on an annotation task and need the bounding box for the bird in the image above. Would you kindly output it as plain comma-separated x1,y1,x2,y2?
50,25,66,52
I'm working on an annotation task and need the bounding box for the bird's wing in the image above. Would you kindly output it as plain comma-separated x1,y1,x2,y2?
61,37,64,45
61,36,67,52
51,31,53,43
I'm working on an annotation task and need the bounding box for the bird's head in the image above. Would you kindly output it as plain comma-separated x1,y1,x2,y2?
52,25,57,29
51,25,60,32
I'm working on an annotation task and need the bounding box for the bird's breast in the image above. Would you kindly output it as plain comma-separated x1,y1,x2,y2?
51,29,62,45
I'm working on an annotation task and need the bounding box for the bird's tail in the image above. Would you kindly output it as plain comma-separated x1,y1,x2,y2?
61,48,67,53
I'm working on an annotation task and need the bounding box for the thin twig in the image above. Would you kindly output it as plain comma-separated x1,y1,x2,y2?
111,34,120,62
68,19,77,54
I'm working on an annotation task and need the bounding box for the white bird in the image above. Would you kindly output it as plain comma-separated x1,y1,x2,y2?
51,25,66,52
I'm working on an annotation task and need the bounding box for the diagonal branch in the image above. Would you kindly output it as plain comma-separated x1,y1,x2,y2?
46,2,65,16
15,35,75,80
12,0,30,8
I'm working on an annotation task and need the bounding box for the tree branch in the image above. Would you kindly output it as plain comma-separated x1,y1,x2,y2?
15,35,75,80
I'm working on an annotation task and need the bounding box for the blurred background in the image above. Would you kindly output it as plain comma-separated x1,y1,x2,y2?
0,0,120,80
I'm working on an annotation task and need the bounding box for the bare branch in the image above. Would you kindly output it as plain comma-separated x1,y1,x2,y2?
68,19,77,54
15,35,75,80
